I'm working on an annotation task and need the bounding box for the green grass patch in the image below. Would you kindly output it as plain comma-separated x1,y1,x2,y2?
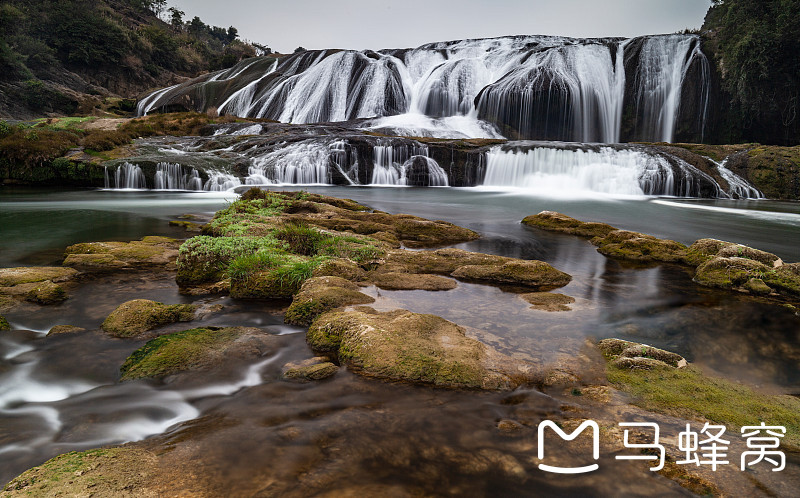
607,365,800,448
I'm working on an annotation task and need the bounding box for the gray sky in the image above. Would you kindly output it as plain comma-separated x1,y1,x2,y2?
171,0,712,53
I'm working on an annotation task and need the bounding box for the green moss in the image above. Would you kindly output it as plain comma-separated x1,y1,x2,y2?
229,255,324,299
607,365,800,448
521,211,617,238
285,276,375,326
176,235,285,285
25,280,67,304
0,266,77,286
0,315,9,331
120,327,239,380
593,231,688,263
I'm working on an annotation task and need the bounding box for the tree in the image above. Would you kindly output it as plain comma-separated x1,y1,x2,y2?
294,46,306,53
227,26,238,43
168,7,184,30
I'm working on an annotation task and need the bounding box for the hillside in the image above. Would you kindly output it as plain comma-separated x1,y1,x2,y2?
0,0,260,119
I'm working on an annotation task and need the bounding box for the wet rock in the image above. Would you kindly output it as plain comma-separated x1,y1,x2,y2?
384,248,508,275
693,256,771,290
102,299,198,338
522,211,617,238
744,277,772,295
370,272,457,291
592,230,688,263
451,260,571,290
598,338,686,369
21,280,68,304
120,326,277,380
0,315,9,331
688,238,781,267
520,292,575,311
391,217,479,248
308,308,538,390
64,236,180,271
0,266,78,286
169,220,203,232
282,357,339,381
496,419,525,434
312,258,367,281
285,276,375,326
47,325,86,336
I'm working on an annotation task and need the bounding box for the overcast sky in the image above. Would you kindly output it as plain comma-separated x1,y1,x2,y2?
170,0,712,53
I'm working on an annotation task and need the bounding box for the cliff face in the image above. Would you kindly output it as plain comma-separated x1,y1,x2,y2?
0,0,257,120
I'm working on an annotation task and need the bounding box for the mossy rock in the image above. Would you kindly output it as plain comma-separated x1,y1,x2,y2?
520,292,575,311
762,266,800,297
0,266,78,286
2,447,158,497
101,299,198,338
282,357,339,381
23,280,68,304
450,260,571,290
693,256,772,289
598,338,686,368
176,235,284,285
370,272,457,291
688,238,781,267
311,257,367,281
169,220,203,232
522,211,617,238
593,230,688,263
120,326,275,380
64,237,180,271
230,269,301,299
47,324,86,336
285,276,374,326
392,218,480,247
0,315,9,331
744,278,772,295
307,308,537,390
384,248,509,275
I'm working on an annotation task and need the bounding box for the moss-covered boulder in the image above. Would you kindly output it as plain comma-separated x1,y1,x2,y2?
120,326,277,380
688,238,781,267
307,308,537,390
285,276,374,326
2,447,158,497
22,280,68,304
47,325,86,336
312,257,367,281
521,292,575,311
598,338,687,369
693,256,772,289
63,236,180,271
451,260,571,290
176,235,285,286
282,357,339,381
391,217,480,247
0,266,78,286
0,315,9,331
370,272,457,291
101,299,198,338
522,211,617,238
383,248,508,275
592,230,689,263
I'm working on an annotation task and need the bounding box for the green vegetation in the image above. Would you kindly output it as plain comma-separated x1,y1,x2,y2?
0,315,9,331
703,0,800,144
120,326,239,379
101,299,197,337
607,365,800,448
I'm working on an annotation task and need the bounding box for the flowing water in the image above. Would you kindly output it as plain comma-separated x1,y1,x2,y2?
1,186,799,493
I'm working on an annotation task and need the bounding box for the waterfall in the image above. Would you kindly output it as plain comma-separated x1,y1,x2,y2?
108,162,147,189
371,143,448,186
712,159,763,199
203,172,241,191
481,146,725,197
633,35,710,143
136,34,709,143
154,162,203,190
249,141,332,184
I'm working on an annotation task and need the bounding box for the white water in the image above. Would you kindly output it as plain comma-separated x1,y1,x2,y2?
711,158,763,199
138,35,708,143
371,143,448,186
105,163,147,189
154,162,203,190
481,146,728,197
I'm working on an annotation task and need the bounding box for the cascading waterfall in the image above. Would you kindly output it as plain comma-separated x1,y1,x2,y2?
371,143,448,186
481,146,725,197
136,34,710,143
633,35,710,143
711,158,763,199
154,162,203,190
249,141,332,184
105,163,147,189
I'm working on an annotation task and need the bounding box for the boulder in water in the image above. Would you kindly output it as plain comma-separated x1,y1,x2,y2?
522,211,618,238
307,308,538,390
102,299,198,338
370,272,457,291
64,236,180,271
520,292,575,312
592,230,689,264
282,357,339,381
285,276,374,326
47,325,86,336
451,260,571,290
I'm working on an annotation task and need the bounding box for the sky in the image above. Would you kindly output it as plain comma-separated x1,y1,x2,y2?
169,0,712,53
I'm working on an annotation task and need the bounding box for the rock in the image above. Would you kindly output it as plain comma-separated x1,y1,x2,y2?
384,248,508,275
312,257,367,281
693,256,771,289
169,220,203,232
120,326,277,380
0,315,9,331
592,230,688,263
64,236,180,271
598,338,686,369
522,211,617,238
47,325,86,336
611,357,672,370
229,269,299,299
101,299,198,338
282,357,339,381
285,276,375,326
744,277,773,295
0,267,78,286
496,419,525,434
307,308,538,390
21,280,68,304
391,217,480,247
688,238,781,267
370,272,457,291
520,292,575,311
450,260,571,290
